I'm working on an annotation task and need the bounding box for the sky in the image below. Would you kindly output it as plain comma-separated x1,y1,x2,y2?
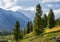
0,0,60,19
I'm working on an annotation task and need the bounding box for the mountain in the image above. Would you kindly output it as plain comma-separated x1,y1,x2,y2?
18,10,35,21
0,8,30,32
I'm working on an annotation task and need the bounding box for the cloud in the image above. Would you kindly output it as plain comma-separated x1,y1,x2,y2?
47,4,53,8
15,0,39,7
9,6,35,12
0,0,17,9
46,4,60,8
54,9,60,15
0,0,37,12
53,9,60,18
24,6,35,11
9,6,22,11
0,0,36,12
0,1,3,8
42,0,60,3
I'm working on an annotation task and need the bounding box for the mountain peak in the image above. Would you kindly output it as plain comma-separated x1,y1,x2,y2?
0,8,30,32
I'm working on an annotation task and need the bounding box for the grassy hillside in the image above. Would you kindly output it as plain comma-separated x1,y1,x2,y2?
20,26,60,42
45,26,60,33
0,26,60,42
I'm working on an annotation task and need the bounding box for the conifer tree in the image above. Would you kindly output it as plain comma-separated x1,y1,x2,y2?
24,27,26,35
48,9,55,28
26,22,30,33
13,21,21,42
33,4,43,35
26,21,33,34
43,14,47,28
29,21,33,32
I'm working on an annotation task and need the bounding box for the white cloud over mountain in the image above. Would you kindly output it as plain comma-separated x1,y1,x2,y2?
9,6,22,11
0,0,60,19
0,0,35,12
24,6,35,11
0,0,17,9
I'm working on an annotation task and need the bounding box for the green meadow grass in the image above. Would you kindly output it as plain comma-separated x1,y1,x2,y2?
0,26,60,42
